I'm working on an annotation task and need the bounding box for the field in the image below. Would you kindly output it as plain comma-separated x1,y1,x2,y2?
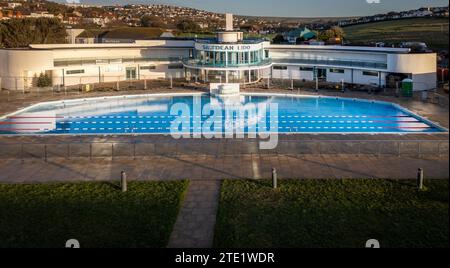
0,181,188,248
214,179,449,248
343,18,449,50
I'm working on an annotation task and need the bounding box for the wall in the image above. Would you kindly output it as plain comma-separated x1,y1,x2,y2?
0,49,54,90
271,65,387,87
327,69,386,86
0,44,191,90
387,53,437,91
270,48,388,65
272,66,314,80
53,62,185,87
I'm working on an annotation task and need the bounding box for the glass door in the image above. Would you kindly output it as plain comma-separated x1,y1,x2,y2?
126,67,137,80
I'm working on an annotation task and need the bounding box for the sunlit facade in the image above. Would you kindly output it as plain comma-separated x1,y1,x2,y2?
0,13,437,91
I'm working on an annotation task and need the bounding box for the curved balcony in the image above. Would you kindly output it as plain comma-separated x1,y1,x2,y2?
183,58,273,70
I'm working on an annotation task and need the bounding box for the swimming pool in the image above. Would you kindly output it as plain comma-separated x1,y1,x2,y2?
0,93,445,135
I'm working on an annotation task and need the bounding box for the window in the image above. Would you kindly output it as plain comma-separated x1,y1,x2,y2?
273,66,288,70
110,59,123,64
300,67,314,72
96,59,109,64
126,67,137,80
104,66,122,72
168,64,184,70
329,68,345,74
66,69,85,75
140,65,156,70
363,71,379,77
81,59,96,65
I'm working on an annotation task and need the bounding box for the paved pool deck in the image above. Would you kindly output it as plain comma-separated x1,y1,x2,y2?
0,154,447,183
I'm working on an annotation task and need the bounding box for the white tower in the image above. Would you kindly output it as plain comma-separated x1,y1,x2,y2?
225,13,233,31
217,13,243,43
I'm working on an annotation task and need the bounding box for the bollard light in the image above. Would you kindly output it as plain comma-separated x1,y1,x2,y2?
121,171,127,192
272,168,278,189
417,168,424,191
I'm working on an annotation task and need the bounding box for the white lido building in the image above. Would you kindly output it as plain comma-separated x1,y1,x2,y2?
0,14,437,92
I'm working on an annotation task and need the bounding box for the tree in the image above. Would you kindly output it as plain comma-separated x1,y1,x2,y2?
330,26,345,39
318,26,345,41
296,36,305,44
0,18,67,48
141,15,166,28
272,34,286,44
176,20,201,32
37,73,52,88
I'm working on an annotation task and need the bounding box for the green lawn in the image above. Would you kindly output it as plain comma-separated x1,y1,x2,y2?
214,179,449,248
0,181,188,248
343,18,449,50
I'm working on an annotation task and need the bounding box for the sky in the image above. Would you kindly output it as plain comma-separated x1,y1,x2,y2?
56,0,450,17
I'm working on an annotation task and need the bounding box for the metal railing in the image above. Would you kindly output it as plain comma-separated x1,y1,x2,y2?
272,58,388,70
54,57,188,67
183,58,273,68
0,76,190,95
0,139,447,161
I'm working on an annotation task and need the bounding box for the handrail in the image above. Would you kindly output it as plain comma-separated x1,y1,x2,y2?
183,58,273,68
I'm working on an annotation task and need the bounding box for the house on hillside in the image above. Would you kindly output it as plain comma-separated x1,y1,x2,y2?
75,29,108,44
100,28,164,43
73,28,166,44
283,27,317,44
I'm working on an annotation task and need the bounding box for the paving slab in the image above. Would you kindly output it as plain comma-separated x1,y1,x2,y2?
167,180,221,248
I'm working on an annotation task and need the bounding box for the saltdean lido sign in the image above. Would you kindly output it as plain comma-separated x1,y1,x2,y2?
198,43,262,52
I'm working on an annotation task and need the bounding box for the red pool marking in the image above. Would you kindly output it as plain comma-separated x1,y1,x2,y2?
372,120,420,123
382,126,431,129
366,115,412,118
7,116,63,119
0,122,53,125
0,128,41,131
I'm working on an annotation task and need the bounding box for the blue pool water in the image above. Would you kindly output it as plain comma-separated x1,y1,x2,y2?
0,94,444,135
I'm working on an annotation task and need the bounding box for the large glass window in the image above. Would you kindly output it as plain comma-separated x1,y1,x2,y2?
195,48,267,66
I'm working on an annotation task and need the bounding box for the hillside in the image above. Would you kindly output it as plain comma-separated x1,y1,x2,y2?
343,18,449,51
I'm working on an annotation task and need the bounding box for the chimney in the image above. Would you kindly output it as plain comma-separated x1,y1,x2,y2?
225,13,233,31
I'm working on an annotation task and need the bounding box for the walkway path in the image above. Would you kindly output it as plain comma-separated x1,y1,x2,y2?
167,180,221,248
0,154,447,183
